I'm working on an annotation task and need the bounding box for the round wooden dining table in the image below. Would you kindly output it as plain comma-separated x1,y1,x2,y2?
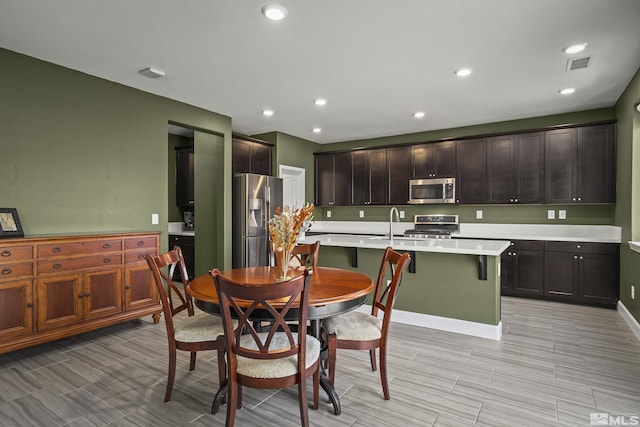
187,265,374,416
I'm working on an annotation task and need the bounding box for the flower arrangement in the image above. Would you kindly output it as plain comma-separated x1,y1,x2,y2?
268,203,314,255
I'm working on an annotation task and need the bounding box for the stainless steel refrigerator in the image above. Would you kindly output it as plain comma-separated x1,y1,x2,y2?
233,173,283,268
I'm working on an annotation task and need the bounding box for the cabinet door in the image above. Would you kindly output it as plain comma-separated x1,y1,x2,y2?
251,142,272,176
333,152,352,206
577,124,616,203
515,132,544,203
232,138,252,174
487,135,515,204
175,147,194,208
545,128,577,203
0,280,34,341
500,244,515,295
456,138,487,204
169,234,195,280
351,150,369,205
513,248,544,295
36,274,83,331
412,144,434,178
84,269,123,320
368,149,387,204
124,265,159,311
387,146,411,205
544,251,579,300
579,252,618,306
315,154,335,206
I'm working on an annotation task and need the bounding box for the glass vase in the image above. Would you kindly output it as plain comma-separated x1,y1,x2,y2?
275,248,290,280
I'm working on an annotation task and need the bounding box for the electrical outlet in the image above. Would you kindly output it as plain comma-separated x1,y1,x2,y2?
559,210,567,220
476,210,483,220
359,210,364,218
151,213,159,225
547,210,555,220
399,210,405,219
632,285,635,300
326,210,331,218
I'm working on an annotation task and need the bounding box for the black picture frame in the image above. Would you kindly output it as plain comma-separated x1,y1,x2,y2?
0,208,25,238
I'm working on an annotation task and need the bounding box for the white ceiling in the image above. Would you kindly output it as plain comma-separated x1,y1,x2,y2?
2,0,640,144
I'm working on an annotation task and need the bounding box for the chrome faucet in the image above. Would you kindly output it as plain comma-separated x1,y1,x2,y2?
389,207,399,245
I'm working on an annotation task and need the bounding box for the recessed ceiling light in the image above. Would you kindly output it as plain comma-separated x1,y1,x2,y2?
262,109,274,116
454,68,472,77
139,67,165,78
413,111,425,118
312,127,322,133
558,88,576,95
562,43,588,54
262,4,287,21
314,98,327,106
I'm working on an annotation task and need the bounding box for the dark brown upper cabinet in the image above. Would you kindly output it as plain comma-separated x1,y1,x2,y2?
232,135,273,176
387,146,412,205
411,140,456,178
315,152,352,206
175,145,194,208
545,124,616,204
487,132,544,204
456,138,487,204
351,148,387,205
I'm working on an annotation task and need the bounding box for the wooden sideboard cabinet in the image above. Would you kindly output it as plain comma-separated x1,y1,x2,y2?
0,232,161,354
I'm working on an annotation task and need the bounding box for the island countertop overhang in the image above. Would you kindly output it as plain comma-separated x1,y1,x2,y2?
299,233,510,256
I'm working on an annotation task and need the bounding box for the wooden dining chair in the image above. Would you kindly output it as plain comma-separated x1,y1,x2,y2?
270,241,320,269
322,247,411,400
145,246,226,402
210,268,320,427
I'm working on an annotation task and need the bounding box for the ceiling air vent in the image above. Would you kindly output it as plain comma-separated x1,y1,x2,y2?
566,56,592,71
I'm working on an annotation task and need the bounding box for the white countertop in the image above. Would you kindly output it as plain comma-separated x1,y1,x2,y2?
299,233,510,256
308,221,621,243
630,241,640,253
168,222,195,237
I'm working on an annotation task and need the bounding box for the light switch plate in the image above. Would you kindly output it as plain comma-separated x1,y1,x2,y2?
151,213,159,225
559,210,567,220
359,210,364,218
327,210,332,218
476,210,483,219
399,210,405,219
547,210,555,220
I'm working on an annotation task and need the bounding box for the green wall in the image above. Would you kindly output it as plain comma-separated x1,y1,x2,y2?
615,66,640,323
0,48,233,270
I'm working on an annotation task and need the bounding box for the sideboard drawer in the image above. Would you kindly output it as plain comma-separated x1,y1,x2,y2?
0,245,34,262
125,249,158,264
0,262,34,280
37,254,123,274
124,236,157,251
37,239,122,258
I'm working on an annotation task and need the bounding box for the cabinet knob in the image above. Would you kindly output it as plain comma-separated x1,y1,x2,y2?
52,247,61,253
85,293,91,297
577,197,582,201
78,294,84,299
27,302,33,308
514,199,518,202
1,250,11,257
53,263,62,269
510,198,514,202
574,255,578,259
103,258,111,264
576,245,581,249
137,241,145,246
2,268,11,275
579,256,583,260
572,198,576,201
103,243,110,249
125,285,131,290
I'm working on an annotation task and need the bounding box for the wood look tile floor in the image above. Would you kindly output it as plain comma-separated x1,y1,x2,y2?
1,297,639,426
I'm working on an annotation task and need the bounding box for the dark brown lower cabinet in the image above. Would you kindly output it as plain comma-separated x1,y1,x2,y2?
543,241,618,307
169,234,195,280
501,240,544,297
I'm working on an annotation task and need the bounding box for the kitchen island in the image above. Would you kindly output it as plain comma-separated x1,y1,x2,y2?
299,233,510,340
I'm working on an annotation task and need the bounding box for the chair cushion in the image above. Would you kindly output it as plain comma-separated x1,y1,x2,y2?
236,332,320,379
174,315,225,343
323,311,382,341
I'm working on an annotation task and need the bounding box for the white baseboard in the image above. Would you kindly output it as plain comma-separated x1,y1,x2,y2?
617,301,640,342
355,305,502,341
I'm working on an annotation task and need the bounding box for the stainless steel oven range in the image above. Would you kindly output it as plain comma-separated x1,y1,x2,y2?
403,214,459,239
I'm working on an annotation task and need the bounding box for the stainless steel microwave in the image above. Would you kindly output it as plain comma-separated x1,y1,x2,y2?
408,178,456,204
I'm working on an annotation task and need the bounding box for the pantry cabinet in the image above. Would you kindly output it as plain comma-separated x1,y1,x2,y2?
0,232,160,354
